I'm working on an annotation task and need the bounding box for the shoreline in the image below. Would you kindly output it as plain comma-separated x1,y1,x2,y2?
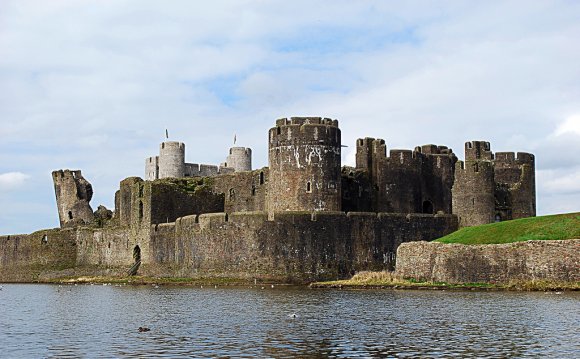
2,275,578,292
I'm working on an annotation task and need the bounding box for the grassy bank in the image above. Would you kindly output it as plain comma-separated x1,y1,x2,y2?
310,271,580,291
44,275,284,287
435,212,580,245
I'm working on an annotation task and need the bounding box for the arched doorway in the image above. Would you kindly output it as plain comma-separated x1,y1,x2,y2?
422,200,434,214
127,245,141,276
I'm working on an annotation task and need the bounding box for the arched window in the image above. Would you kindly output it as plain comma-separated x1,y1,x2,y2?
229,188,235,201
259,171,264,185
139,201,144,220
68,211,73,220
306,181,312,193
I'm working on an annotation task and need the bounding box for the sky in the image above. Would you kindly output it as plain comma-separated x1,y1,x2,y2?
1,0,580,234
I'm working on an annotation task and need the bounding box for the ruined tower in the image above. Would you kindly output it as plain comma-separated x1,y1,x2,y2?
494,152,536,220
52,170,95,228
224,147,252,172
158,141,185,179
267,117,342,212
452,141,495,227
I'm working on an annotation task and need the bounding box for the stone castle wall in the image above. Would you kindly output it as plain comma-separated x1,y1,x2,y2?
212,168,269,213
395,239,580,284
145,211,458,281
0,229,77,282
0,212,457,283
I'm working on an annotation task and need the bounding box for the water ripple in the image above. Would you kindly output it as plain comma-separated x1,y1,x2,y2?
0,285,578,358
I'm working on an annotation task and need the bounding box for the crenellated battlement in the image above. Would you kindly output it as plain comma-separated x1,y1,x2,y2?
454,159,494,174
495,152,535,165
386,149,421,165
275,116,339,127
269,121,341,148
465,141,493,161
414,144,454,156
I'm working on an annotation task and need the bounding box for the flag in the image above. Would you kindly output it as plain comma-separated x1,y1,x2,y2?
234,134,236,145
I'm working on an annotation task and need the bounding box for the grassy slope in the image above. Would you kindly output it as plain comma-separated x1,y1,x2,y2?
435,212,580,245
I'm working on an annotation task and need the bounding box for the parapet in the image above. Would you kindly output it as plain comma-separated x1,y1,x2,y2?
184,163,234,177
160,141,185,151
455,160,494,174
495,152,535,165
465,141,493,161
414,144,454,156
275,117,339,127
269,116,341,148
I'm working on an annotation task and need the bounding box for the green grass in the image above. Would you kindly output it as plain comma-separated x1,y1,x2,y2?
310,271,580,291
435,213,580,245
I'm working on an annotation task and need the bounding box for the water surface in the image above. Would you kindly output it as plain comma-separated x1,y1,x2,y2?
0,284,578,358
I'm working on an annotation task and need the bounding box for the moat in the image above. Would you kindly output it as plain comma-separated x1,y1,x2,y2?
0,285,578,358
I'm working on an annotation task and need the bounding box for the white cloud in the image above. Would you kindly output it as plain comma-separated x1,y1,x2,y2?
1,0,580,232
0,172,31,190
538,168,580,194
554,115,580,137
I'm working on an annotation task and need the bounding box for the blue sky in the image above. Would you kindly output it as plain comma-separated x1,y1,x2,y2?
1,0,580,234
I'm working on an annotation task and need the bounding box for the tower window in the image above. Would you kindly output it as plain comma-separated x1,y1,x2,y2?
306,182,312,193
229,188,235,201
259,171,264,185
68,211,73,220
139,201,144,220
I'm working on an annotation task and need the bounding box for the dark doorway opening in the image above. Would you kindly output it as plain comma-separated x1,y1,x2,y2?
422,200,434,214
127,245,142,276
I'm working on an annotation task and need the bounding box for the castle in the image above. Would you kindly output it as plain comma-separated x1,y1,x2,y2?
0,117,536,283
132,117,534,227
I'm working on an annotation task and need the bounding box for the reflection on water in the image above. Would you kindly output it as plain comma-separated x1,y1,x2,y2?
0,284,578,358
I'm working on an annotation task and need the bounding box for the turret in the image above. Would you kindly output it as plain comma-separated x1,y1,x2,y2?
158,141,185,178
224,147,252,172
52,170,95,228
494,152,536,219
465,141,493,161
145,156,159,180
452,141,495,227
267,117,341,212
356,137,375,176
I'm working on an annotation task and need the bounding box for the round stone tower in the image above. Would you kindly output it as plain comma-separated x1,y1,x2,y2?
452,141,495,227
225,147,252,172
158,141,185,179
267,117,341,212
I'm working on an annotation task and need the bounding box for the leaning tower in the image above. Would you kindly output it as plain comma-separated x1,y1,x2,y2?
52,170,95,227
267,117,342,212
